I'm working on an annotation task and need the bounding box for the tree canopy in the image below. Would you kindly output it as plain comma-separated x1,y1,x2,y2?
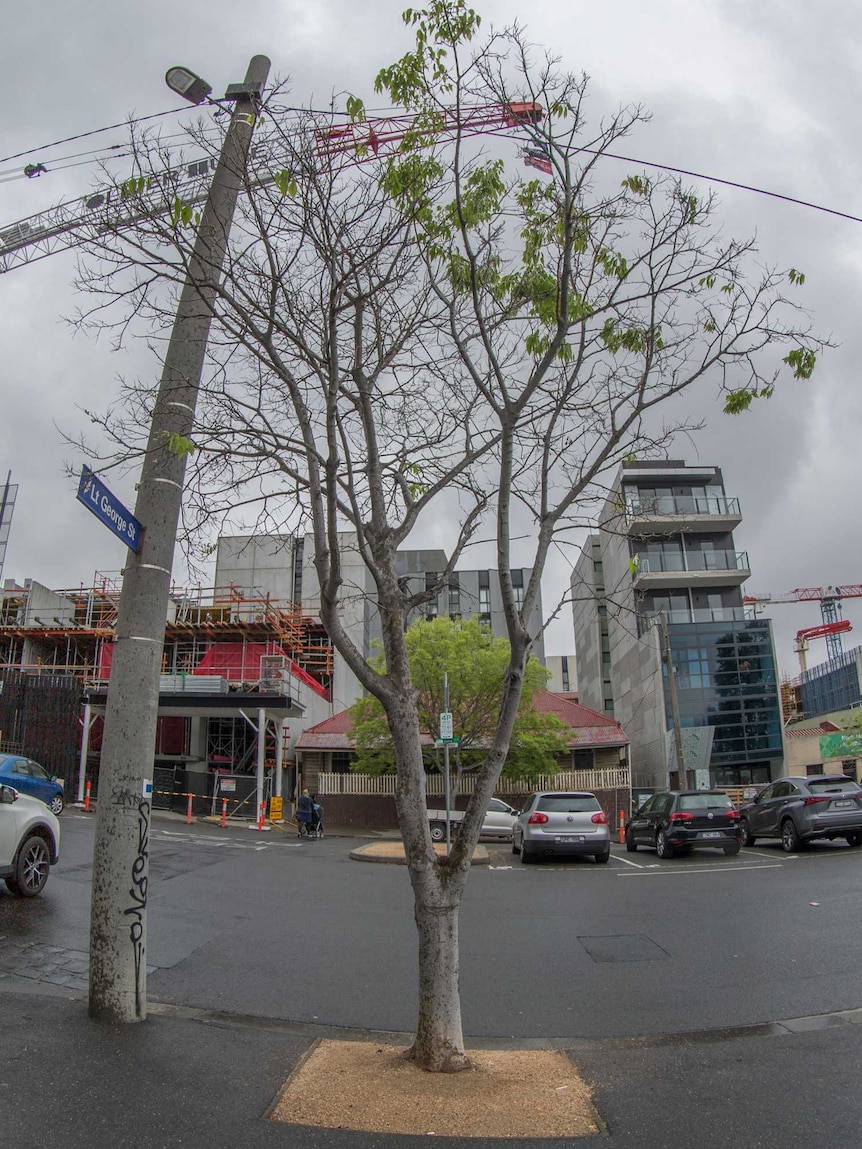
350,616,570,781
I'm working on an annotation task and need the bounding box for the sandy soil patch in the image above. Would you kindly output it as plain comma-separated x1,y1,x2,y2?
350,841,490,863
270,1039,600,1138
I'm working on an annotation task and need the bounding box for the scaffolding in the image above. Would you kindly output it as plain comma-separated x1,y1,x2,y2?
0,574,333,693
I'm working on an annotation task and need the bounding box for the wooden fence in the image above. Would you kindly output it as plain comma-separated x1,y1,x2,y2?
316,767,631,797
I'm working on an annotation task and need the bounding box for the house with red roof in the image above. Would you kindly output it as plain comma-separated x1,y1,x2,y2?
295,690,630,829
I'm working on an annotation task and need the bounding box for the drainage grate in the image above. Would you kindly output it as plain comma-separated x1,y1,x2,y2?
578,934,669,963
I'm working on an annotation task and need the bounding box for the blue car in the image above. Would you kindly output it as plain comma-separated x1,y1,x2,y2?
0,755,65,815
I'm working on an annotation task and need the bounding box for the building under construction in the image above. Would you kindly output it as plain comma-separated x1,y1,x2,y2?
0,572,334,813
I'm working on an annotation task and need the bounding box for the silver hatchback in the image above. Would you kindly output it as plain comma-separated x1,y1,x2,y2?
512,791,611,864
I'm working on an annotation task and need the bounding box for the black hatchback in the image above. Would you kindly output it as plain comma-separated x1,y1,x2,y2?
625,791,742,859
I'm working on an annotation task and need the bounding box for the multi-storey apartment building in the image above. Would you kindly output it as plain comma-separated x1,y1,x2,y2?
215,533,545,711
572,460,783,789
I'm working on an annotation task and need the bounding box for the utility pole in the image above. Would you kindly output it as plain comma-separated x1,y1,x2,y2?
660,612,687,790
88,55,271,1023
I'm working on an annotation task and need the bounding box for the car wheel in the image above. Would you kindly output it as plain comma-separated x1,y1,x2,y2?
723,842,741,856
5,835,51,897
595,847,610,864
656,830,675,859
739,819,755,847
520,842,535,864
624,828,637,853
845,832,862,848
429,822,445,843
49,793,65,815
781,818,802,853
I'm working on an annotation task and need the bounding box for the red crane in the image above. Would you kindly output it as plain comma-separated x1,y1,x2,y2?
0,102,545,274
744,585,862,670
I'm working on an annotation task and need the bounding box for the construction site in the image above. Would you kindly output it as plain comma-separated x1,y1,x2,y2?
0,573,334,817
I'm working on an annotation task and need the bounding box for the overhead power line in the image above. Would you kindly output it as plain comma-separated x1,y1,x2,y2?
0,105,191,167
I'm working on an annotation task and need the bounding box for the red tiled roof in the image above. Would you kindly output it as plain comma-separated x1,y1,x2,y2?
296,689,629,751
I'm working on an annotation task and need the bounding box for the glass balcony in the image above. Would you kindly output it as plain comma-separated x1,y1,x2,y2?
638,606,749,632
636,550,749,573
624,494,742,535
626,495,741,517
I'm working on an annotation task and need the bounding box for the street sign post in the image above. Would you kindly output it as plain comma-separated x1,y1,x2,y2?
76,467,143,553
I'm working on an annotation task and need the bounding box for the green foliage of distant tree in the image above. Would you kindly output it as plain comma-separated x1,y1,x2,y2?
349,617,570,784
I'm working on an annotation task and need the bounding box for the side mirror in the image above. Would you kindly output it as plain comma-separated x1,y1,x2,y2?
0,785,18,805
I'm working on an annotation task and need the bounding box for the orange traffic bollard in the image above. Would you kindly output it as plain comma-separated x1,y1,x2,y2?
619,808,625,844
186,793,193,824
257,801,265,831
221,798,227,828
84,780,92,812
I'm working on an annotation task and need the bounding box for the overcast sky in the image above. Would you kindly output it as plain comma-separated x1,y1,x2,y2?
2,0,860,681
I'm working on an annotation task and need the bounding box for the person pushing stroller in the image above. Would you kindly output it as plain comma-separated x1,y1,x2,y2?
296,789,324,838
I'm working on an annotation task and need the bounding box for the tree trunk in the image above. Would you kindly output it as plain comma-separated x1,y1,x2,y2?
407,872,470,1072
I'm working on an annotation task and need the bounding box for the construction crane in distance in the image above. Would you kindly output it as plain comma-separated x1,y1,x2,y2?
0,101,545,274
744,585,862,672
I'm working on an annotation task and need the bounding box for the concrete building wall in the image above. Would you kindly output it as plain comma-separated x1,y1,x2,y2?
544,655,576,695
571,538,604,713
214,534,297,603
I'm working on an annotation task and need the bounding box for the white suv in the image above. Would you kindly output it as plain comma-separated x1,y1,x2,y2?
0,784,60,896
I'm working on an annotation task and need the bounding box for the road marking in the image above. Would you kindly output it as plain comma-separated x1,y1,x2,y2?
152,830,269,851
618,863,784,877
612,854,656,870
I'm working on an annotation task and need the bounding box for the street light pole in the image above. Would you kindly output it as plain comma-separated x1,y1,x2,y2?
88,54,271,1023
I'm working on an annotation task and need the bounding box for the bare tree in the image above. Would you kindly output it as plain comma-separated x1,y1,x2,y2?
74,1,824,1070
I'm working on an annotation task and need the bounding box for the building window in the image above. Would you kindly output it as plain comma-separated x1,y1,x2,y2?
330,752,352,775
561,656,570,692
448,573,460,617
478,572,491,620
574,748,594,770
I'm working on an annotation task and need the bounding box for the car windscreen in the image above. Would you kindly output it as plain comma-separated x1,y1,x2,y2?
678,793,733,811
806,778,861,794
536,795,600,813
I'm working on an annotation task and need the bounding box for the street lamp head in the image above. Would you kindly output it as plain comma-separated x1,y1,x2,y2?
165,66,213,105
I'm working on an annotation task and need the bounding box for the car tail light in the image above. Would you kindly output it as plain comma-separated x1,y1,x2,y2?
804,796,830,806
591,811,609,824
669,811,694,822
528,811,549,824
725,809,740,819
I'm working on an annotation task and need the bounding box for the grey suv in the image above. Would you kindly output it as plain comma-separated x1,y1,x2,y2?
739,774,862,852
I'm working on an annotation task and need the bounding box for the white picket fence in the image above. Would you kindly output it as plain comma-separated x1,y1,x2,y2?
316,767,630,796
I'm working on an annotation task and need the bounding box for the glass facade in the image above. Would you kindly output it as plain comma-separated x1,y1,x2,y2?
799,648,862,717
664,620,782,783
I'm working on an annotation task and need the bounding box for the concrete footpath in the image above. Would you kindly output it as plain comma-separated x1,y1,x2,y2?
4,988,862,1148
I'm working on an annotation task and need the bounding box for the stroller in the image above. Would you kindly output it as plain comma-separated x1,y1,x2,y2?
298,799,324,839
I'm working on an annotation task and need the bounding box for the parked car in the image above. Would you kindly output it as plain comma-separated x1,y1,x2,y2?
428,798,519,841
0,784,61,896
0,754,65,814
625,791,741,858
512,791,610,864
738,774,862,851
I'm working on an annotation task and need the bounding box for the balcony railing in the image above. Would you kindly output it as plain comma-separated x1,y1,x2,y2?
639,606,748,631
626,495,741,518
636,550,749,574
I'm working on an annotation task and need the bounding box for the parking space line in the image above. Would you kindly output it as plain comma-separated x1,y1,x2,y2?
612,854,652,870
618,863,784,877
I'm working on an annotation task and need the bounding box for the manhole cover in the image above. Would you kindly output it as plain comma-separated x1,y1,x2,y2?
578,934,668,963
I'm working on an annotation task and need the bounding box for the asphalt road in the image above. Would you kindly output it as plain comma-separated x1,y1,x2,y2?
3,810,861,1040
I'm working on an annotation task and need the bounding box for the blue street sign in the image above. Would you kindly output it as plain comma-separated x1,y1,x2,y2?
76,467,143,553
